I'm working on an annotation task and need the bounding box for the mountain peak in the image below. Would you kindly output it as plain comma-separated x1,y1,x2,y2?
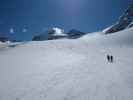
103,4,133,34
49,27,66,36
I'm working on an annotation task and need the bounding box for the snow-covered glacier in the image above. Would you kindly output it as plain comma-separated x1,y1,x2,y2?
0,26,133,100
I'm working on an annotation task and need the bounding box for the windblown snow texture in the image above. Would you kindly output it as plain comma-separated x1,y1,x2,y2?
0,27,133,100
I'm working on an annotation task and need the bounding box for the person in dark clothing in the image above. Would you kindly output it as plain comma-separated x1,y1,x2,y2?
110,55,113,63
107,55,110,62
107,55,114,63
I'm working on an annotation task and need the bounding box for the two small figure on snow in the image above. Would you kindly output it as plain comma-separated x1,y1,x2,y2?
107,55,114,63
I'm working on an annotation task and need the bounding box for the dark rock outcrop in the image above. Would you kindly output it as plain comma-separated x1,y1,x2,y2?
32,28,86,41
66,29,86,39
0,37,8,42
104,4,133,34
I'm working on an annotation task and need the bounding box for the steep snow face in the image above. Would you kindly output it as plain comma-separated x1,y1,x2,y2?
1,27,133,100
103,4,133,34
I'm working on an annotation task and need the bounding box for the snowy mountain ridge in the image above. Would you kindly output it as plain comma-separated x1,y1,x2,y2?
103,4,133,34
51,27,66,36
32,28,86,41
81,26,133,46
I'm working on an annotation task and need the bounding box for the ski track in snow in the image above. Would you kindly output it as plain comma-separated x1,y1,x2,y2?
0,28,133,100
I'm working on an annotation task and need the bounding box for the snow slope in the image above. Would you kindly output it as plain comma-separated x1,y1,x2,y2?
81,27,133,46
0,27,133,100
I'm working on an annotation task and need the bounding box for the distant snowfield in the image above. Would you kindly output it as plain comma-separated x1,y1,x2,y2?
0,28,133,100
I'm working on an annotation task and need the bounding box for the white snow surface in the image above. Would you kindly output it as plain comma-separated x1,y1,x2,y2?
0,27,133,100
52,27,67,36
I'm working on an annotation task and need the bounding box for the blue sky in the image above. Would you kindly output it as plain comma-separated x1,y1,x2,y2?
0,0,132,40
